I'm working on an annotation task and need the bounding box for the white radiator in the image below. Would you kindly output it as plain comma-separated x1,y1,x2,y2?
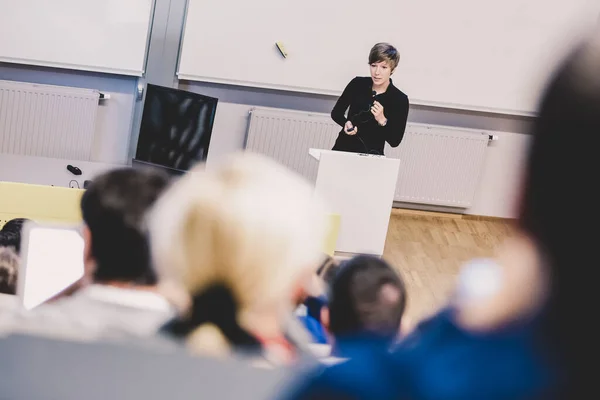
246,107,490,208
0,80,99,160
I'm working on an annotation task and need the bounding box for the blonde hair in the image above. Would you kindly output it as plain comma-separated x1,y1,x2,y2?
369,42,400,71
148,152,328,356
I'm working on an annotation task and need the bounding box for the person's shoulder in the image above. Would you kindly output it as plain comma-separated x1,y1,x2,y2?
349,76,372,87
388,83,409,103
388,307,557,399
0,299,101,342
286,349,402,400
354,76,372,83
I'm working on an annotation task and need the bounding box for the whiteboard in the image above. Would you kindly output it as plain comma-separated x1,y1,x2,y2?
0,0,154,76
177,0,599,115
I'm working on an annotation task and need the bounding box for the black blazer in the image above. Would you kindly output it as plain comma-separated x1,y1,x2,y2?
331,77,409,155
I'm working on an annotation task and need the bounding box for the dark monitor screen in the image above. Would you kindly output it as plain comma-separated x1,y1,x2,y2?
135,84,218,171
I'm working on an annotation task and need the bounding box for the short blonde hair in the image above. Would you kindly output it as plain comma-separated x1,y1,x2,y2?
369,42,400,71
148,152,328,354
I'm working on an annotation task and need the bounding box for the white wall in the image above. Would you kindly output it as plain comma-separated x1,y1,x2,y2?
467,132,531,218
205,103,252,168
0,0,535,219
178,0,597,115
0,153,121,188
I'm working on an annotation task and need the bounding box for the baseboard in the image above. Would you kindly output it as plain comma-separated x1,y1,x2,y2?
391,204,515,221
461,214,517,222
391,207,463,219
392,201,465,216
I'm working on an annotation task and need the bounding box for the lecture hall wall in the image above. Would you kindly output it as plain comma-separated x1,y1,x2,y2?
0,0,533,218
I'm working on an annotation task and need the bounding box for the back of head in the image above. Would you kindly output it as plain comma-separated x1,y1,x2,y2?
317,256,340,288
304,256,339,301
81,168,170,285
0,246,19,295
302,256,340,321
149,152,328,355
1,218,29,234
0,218,30,254
329,255,406,342
0,231,20,255
519,32,600,394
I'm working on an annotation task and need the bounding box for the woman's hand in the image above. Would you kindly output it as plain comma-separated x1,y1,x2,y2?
344,120,358,135
371,101,387,125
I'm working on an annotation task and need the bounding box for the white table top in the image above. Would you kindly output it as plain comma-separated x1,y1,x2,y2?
0,153,124,188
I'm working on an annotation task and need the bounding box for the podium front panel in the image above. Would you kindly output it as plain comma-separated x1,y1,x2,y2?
313,151,400,255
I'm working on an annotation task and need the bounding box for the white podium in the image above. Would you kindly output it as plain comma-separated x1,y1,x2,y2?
309,149,400,256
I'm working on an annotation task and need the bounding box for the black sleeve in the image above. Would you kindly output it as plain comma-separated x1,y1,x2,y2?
331,77,358,127
383,94,409,148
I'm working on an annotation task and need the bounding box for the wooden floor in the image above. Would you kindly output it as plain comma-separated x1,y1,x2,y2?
382,209,516,326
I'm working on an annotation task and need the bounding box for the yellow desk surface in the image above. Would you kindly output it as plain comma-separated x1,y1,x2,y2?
0,181,84,228
1,181,341,257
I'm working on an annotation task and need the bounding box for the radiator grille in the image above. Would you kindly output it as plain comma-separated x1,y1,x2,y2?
245,107,490,208
0,80,99,160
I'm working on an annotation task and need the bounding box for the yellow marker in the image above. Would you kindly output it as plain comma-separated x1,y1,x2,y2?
276,42,288,58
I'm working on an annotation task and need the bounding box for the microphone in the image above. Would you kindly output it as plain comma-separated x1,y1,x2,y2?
371,91,378,106
371,91,378,109
346,91,378,133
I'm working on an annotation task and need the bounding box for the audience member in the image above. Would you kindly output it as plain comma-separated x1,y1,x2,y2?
325,256,407,351
296,255,339,346
0,218,30,255
2,168,174,341
316,256,340,286
0,231,19,256
148,152,328,365
301,255,407,363
0,247,19,295
79,168,168,287
1,218,29,234
284,29,600,400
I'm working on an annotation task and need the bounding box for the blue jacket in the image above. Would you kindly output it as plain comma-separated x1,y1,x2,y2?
284,308,559,400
